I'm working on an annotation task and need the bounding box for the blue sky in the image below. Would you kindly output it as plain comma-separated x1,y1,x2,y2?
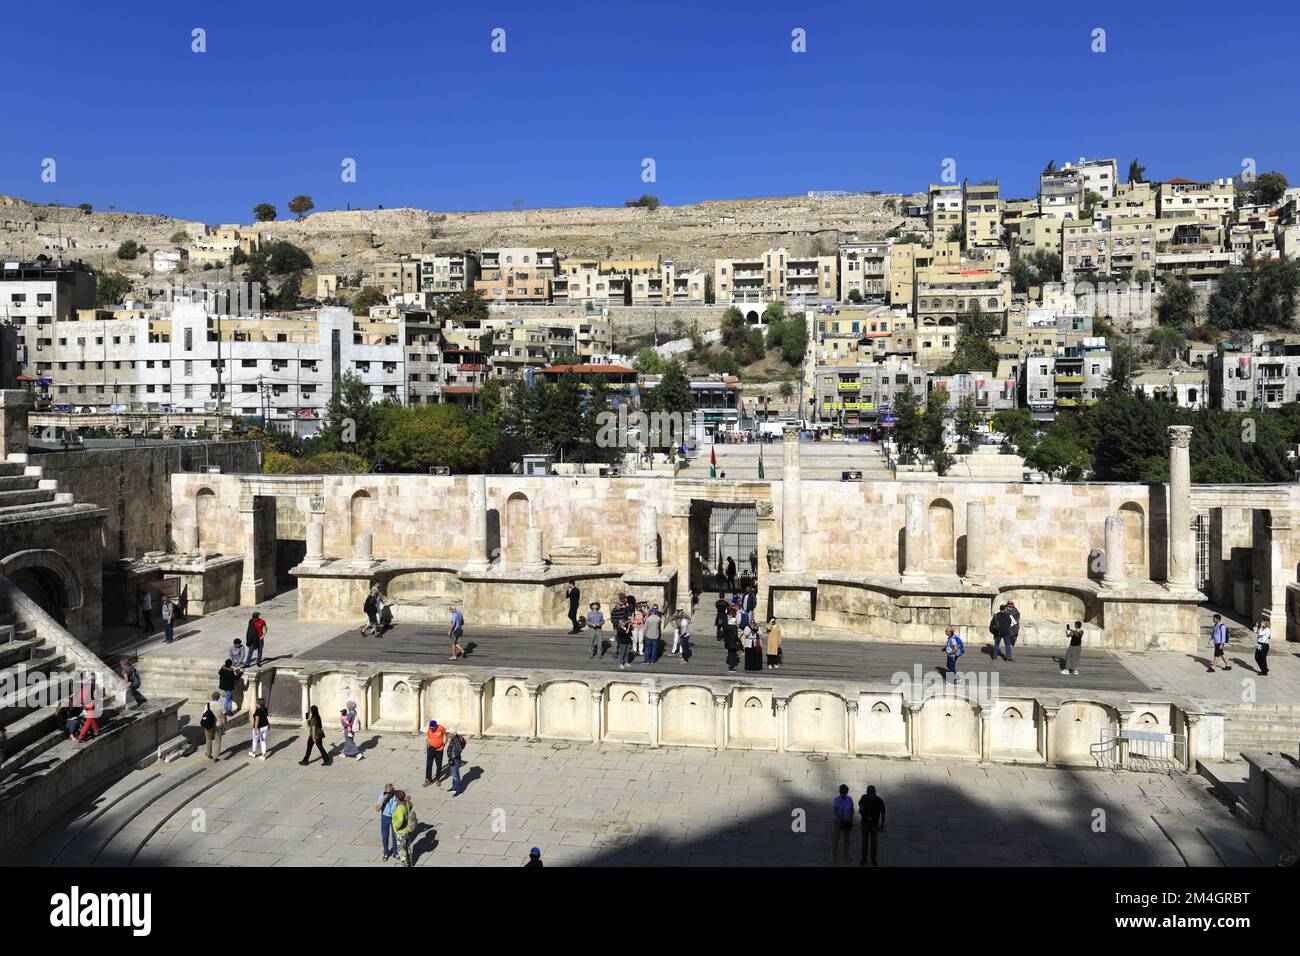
2,0,1294,223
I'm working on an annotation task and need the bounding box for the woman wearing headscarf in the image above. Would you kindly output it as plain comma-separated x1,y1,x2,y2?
765,617,783,669
299,704,332,766
391,790,415,867
743,618,764,671
340,699,364,760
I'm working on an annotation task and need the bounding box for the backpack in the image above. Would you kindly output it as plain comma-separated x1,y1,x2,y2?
126,666,141,690
951,635,965,657
200,706,216,730
364,594,377,615
455,734,467,753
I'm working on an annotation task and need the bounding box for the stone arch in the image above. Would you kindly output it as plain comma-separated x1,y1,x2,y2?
1,549,85,621
1002,706,1024,720
349,490,374,551
926,498,955,573
1136,711,1159,727
871,701,890,714
621,690,640,704
195,486,218,552
1119,501,1146,573
504,492,531,563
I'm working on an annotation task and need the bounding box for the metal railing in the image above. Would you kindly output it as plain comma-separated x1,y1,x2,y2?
1090,728,1186,776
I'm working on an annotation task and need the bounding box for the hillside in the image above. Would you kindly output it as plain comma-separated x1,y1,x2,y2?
0,191,916,278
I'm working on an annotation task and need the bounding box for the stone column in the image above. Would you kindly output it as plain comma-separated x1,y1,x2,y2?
1103,515,1127,587
1183,712,1201,772
527,686,539,741
648,689,661,748
637,506,659,569
522,527,546,572
351,532,374,567
1042,706,1058,768
298,675,310,718
1167,425,1194,588
303,521,325,567
355,674,372,730
902,493,926,580
0,389,31,458
845,700,859,756
468,680,486,736
905,701,923,759
590,688,604,743
965,502,986,582
774,697,789,752
781,426,804,572
178,524,198,557
464,474,490,572
978,709,992,764
714,694,730,750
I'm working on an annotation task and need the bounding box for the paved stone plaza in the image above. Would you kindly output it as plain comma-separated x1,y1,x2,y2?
19,730,1285,867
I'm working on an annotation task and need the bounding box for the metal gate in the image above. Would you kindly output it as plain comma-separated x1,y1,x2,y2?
1194,512,1211,591
707,506,757,588
1090,728,1187,776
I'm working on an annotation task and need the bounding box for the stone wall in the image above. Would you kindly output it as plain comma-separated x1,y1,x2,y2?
33,441,260,563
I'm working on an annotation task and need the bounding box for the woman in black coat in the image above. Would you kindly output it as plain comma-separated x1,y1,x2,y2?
714,593,729,642
300,704,333,766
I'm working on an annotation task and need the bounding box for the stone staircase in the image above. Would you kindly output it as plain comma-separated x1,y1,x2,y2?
946,445,1028,481
1222,703,1300,759
0,454,73,515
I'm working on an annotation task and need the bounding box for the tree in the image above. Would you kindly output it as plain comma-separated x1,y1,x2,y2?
882,198,897,213
253,203,277,222
1157,278,1195,328
937,303,1000,375
720,307,748,350
641,361,697,450
435,289,489,324
634,347,668,375
779,380,794,399
1043,159,1056,174
1025,425,1089,480
351,286,388,316
371,404,493,473
745,327,766,363
77,203,92,213
116,240,141,260
847,289,863,303
636,194,660,210
1082,190,1103,220
919,386,952,474
1010,249,1062,293
779,315,807,365
1250,171,1288,207
94,271,131,307
170,230,189,245
1127,159,1146,184
953,394,983,446
288,195,315,219
1146,325,1186,366
892,387,923,461
992,407,1037,450
945,223,964,244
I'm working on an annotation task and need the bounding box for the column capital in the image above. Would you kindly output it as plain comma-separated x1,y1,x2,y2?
845,700,860,715
1168,424,1193,449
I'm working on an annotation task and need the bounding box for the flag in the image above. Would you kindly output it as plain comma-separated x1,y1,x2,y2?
709,445,717,478
758,444,765,480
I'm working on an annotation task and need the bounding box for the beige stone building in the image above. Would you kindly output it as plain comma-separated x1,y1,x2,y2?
629,260,707,306
1157,178,1235,222
419,250,480,295
886,241,960,309
963,182,1004,248
714,248,836,309
927,183,963,242
838,241,890,301
364,259,422,295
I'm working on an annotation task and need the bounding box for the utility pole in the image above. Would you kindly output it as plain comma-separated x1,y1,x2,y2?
215,309,224,440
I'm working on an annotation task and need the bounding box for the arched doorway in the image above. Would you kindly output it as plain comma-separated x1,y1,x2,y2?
10,566,69,624
1,549,84,626
504,493,530,563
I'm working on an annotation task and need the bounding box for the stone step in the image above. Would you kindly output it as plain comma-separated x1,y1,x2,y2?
0,624,14,644
0,639,37,671
0,475,39,493
0,461,25,478
0,487,57,508
0,704,124,776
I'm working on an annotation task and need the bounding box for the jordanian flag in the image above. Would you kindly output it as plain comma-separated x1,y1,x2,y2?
709,445,717,478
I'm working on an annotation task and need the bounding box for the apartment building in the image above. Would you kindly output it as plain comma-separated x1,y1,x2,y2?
553,266,631,307
189,226,260,267
714,248,836,308
1023,339,1112,421
963,182,1004,248
479,247,558,279
814,357,928,432
838,241,890,301
1095,181,1157,220
1132,369,1208,409
637,372,741,438
1061,217,1171,279
1005,308,1093,352
1209,340,1300,410
886,241,960,308
1039,167,1083,220
442,313,614,378
474,247,558,304
933,370,1017,415
0,257,98,375
913,265,1011,364
1016,216,1064,257
629,260,707,306
1157,178,1235,222
420,251,480,296
364,259,422,295
928,183,963,242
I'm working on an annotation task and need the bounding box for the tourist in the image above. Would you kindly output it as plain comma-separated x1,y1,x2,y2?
140,588,153,633
643,605,662,664
689,586,701,614
749,547,758,576
201,693,222,760
1005,600,1020,661
217,659,242,730
670,607,688,656
362,586,381,637
616,608,634,670
565,581,582,634
858,785,887,867
766,617,783,669
676,608,696,660
445,727,466,795
161,596,176,643
120,658,143,704
448,604,466,660
612,594,631,652
391,790,415,867
1254,617,1271,676
586,602,605,658
376,783,399,862
58,697,80,738
1061,620,1084,676
722,613,742,673
725,555,737,592
249,697,269,759
743,618,764,671
631,602,647,658
1209,614,1231,672
228,637,246,668
943,626,964,683
524,847,543,868
299,705,332,765
378,595,394,635
989,604,1013,663
77,676,100,741
831,784,855,863
423,719,448,787
340,701,364,760
245,612,267,666
714,592,729,642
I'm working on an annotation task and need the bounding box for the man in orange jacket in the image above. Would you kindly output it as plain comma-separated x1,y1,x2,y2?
423,719,448,787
